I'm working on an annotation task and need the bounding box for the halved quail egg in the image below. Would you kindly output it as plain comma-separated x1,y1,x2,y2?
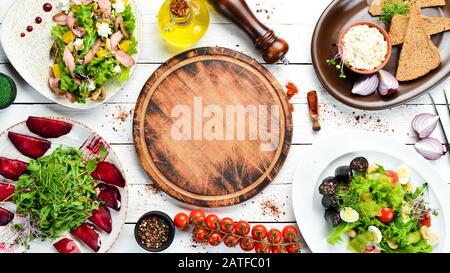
340,207,359,223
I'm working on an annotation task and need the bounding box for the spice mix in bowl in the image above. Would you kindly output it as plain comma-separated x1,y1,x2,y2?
134,211,175,252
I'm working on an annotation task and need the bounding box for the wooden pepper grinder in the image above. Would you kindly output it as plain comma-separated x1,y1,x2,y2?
208,0,289,64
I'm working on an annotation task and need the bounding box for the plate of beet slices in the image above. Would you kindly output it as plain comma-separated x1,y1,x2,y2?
0,116,128,253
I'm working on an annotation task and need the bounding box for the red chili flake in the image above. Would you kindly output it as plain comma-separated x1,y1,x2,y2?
285,82,299,100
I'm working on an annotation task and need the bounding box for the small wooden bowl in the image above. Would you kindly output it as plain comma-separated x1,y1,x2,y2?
337,21,392,75
134,211,175,252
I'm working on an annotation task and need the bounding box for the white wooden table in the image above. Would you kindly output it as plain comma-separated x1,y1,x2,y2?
1,0,449,253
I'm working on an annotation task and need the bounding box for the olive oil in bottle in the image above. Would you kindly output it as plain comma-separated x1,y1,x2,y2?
157,0,210,47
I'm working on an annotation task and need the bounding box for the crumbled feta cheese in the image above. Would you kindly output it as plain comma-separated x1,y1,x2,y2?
113,0,126,13
97,22,112,38
342,24,388,71
113,65,122,73
58,0,71,12
88,80,96,91
73,38,84,51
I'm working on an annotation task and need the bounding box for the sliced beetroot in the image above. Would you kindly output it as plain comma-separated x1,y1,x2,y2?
80,133,110,161
0,182,14,202
0,157,28,181
26,116,72,138
8,132,51,159
96,183,121,211
0,207,14,226
70,223,101,252
53,238,81,253
89,205,112,234
91,161,125,187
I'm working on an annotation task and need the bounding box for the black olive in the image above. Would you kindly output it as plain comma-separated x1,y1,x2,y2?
324,209,341,227
322,194,338,209
350,157,369,173
335,166,352,184
318,176,339,195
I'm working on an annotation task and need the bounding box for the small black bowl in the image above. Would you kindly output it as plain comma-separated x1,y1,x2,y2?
134,211,175,252
0,72,17,110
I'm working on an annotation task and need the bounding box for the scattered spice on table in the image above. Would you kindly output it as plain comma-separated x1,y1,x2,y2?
260,199,283,219
285,81,299,112
137,216,171,249
147,183,162,194
320,104,393,133
113,106,131,122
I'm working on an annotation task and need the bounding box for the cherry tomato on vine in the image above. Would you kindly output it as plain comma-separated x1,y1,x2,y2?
205,214,220,230
220,217,235,233
379,208,395,223
270,245,286,253
193,227,208,242
420,212,431,227
285,243,301,253
385,170,399,185
251,224,267,240
282,225,299,243
235,221,251,236
208,232,223,246
239,238,255,251
267,228,282,244
223,235,239,247
254,242,270,253
189,210,206,225
174,213,189,229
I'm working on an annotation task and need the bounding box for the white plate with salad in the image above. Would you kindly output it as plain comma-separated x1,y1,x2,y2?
292,131,450,253
0,0,142,109
0,117,128,253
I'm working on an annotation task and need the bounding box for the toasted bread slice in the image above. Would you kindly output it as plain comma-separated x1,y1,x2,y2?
369,0,446,16
390,14,450,45
396,15,441,81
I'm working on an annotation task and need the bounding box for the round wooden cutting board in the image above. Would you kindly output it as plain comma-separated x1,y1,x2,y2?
133,47,292,207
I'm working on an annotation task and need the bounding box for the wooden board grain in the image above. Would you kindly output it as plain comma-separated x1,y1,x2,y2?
133,47,292,207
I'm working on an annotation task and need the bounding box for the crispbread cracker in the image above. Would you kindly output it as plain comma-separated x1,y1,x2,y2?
396,15,441,81
390,14,450,45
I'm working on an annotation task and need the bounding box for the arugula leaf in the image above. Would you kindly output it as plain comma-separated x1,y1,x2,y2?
12,146,99,240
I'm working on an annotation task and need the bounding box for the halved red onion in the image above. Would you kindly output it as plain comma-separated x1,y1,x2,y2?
378,70,398,97
352,74,379,96
414,138,448,160
412,113,440,139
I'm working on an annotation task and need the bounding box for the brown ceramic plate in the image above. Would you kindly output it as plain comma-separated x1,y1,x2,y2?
311,0,450,110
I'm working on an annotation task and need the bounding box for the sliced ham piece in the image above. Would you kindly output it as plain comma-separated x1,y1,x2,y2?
52,12,68,26
95,0,112,19
83,39,102,64
63,46,77,78
48,69,76,102
67,12,86,38
49,77,62,94
114,15,130,39
48,68,63,95
114,50,135,67
110,31,123,50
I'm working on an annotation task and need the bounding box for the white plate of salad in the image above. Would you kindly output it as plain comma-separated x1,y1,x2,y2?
292,131,450,253
0,0,142,109
0,116,128,253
